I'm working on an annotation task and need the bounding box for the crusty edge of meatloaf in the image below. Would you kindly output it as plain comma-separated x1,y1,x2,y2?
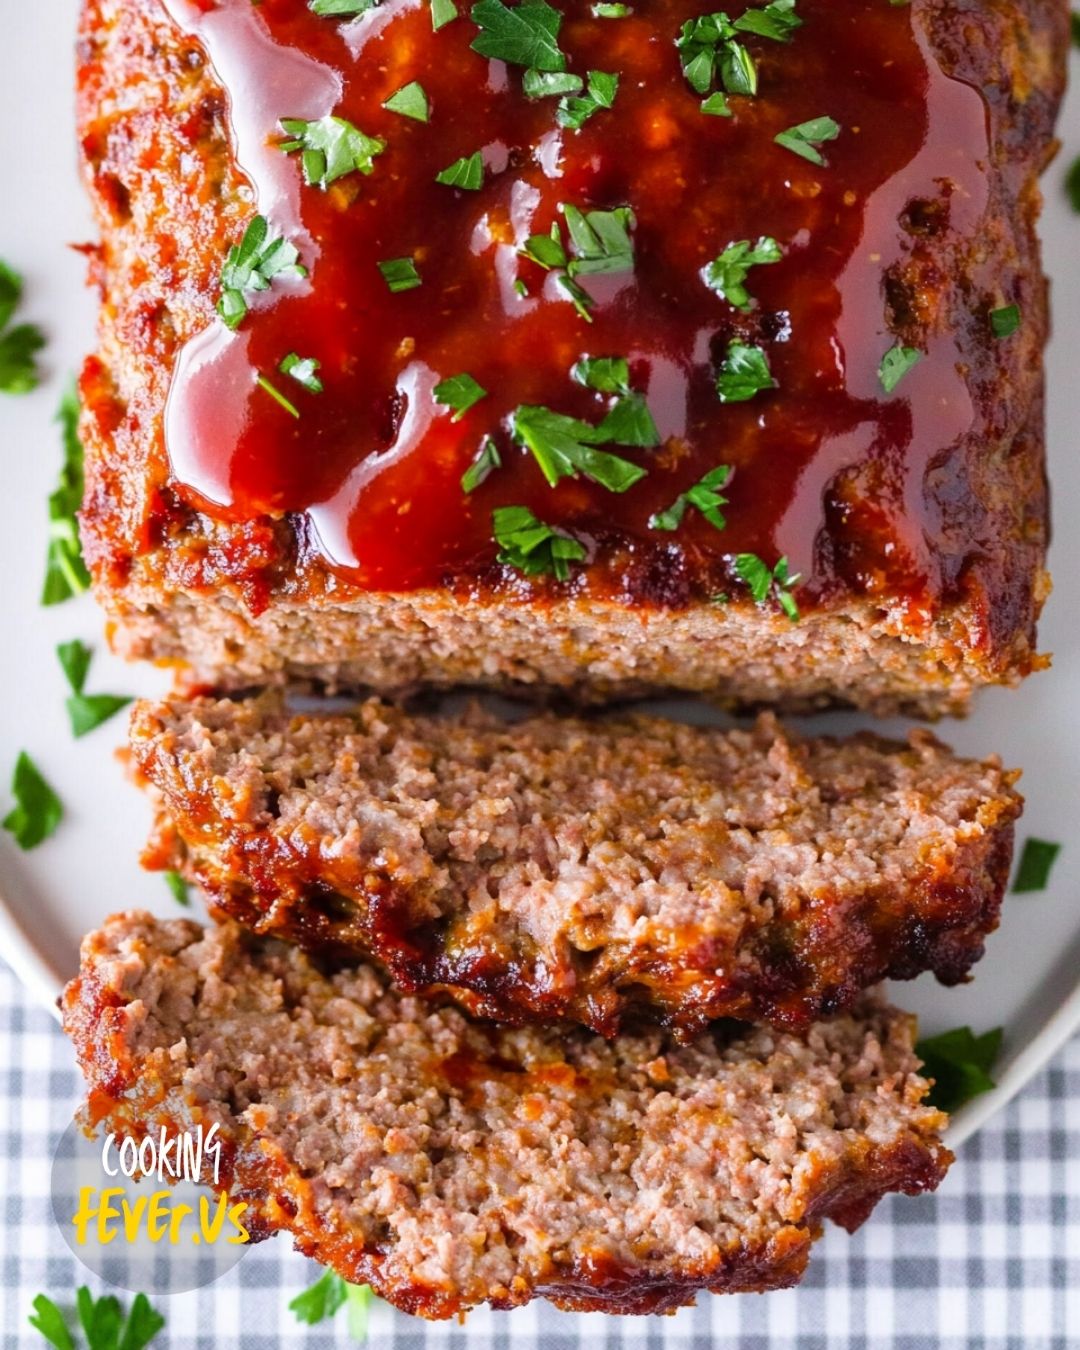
73,0,1067,710
62,914,951,1318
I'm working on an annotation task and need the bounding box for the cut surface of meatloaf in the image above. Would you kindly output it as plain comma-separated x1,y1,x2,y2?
63,914,951,1318
131,693,1021,1038
76,0,1067,713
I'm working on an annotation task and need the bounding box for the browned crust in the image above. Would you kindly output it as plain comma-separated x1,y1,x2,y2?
74,0,1068,708
62,916,951,1318
131,693,1022,1038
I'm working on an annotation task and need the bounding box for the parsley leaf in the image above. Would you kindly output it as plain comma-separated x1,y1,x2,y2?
733,0,802,42
255,374,301,418
701,91,732,116
3,753,63,851
878,343,922,393
774,115,841,166
435,151,485,189
377,256,422,292
470,0,566,71
512,405,647,491
1012,837,1061,893
593,2,630,13
521,205,635,320
218,216,306,331
290,1269,349,1325
570,354,661,446
0,260,45,394
571,355,630,393
383,81,430,121
431,0,458,29
280,115,385,189
461,436,502,492
523,70,583,98
916,1025,1003,1114
734,553,801,619
650,464,732,531
310,0,381,13
494,505,587,580
280,352,324,393
1067,155,1080,213
165,871,191,907
557,70,619,130
434,372,487,419
675,14,763,99
990,303,1021,339
28,1289,167,1350
716,341,776,402
56,641,132,738
702,236,783,312
42,381,92,606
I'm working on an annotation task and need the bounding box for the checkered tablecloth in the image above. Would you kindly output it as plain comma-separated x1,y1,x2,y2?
1,959,1077,1350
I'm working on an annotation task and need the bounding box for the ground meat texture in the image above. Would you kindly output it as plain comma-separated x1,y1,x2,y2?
62,915,951,1318
131,694,1021,1038
75,0,1068,715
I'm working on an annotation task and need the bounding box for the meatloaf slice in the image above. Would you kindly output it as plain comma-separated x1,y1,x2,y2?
76,0,1068,714
131,693,1021,1038
62,914,950,1318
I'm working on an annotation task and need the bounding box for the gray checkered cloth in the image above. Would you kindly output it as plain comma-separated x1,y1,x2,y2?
1,959,1077,1350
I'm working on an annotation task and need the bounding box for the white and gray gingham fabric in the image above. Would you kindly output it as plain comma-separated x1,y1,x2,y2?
1,957,1077,1350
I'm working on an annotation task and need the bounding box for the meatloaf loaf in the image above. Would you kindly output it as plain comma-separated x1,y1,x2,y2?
63,914,950,1318
76,0,1067,713
131,693,1021,1037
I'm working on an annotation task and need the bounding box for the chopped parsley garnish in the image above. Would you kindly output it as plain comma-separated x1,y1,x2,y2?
42,381,92,606
431,0,458,29
571,354,630,393
56,640,132,739
3,753,63,851
676,15,756,98
650,465,732,532
557,70,619,130
1012,837,1061,893
512,405,648,491
461,437,502,492
290,1270,375,1340
435,151,485,189
383,81,430,122
1073,9,1080,46
255,374,301,419
280,115,385,189
470,0,566,72
774,115,841,166
916,1025,1003,1114
1067,156,1080,213
280,352,324,393
734,0,802,42
493,505,587,580
878,343,922,393
434,372,487,419
569,355,660,446
521,205,636,320
377,256,422,292
218,216,306,331
30,1288,165,1350
734,553,801,619
701,92,732,116
593,2,630,13
165,872,191,907
310,0,381,14
990,303,1021,339
702,236,783,312
715,341,776,402
0,260,45,395
523,70,583,97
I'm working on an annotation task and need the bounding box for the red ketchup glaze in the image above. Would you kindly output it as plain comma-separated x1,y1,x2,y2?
161,0,989,606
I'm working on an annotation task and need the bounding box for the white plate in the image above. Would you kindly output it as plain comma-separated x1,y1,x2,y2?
0,3,1077,1148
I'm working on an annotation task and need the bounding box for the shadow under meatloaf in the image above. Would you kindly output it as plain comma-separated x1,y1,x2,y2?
131,694,1021,1039
63,915,951,1319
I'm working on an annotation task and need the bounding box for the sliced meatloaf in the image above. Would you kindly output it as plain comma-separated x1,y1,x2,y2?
63,914,951,1318
76,0,1067,713
131,693,1021,1038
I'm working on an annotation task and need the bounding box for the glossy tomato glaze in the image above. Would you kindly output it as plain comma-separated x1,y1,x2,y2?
160,0,989,603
